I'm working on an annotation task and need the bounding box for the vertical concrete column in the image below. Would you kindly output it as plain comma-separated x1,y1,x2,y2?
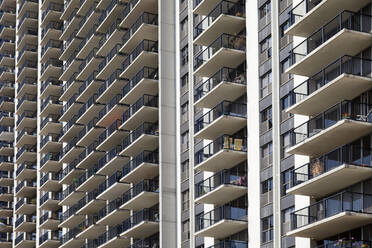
159,0,178,247
246,1,261,247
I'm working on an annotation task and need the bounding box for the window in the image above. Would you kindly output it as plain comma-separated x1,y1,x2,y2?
261,178,273,194
280,20,290,37
281,168,292,196
181,74,188,94
260,107,272,132
181,102,188,123
261,215,273,243
261,142,272,159
260,71,272,98
260,36,272,57
281,95,291,110
182,190,189,211
181,45,188,66
181,131,189,151
281,132,291,159
181,160,189,181
259,1,271,19
182,220,190,241
280,57,292,84
282,207,294,235
180,17,188,39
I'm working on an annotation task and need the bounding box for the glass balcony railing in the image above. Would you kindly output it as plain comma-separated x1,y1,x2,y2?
122,40,158,72
195,134,246,165
316,240,372,248
196,206,247,232
288,0,322,26
289,101,372,147
122,67,158,98
195,169,247,198
122,150,158,177
122,94,158,122
122,12,158,46
194,0,245,39
291,144,372,188
194,33,245,70
194,101,247,133
291,191,372,230
289,55,372,106
121,122,158,151
121,178,159,204
290,11,372,66
194,67,246,102
121,207,159,233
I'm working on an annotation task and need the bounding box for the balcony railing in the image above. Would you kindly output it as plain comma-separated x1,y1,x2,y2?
121,0,139,21
194,33,245,70
122,12,158,45
121,207,159,233
288,0,322,26
17,11,38,29
194,67,246,102
291,191,372,230
40,95,61,112
40,77,62,94
121,122,158,151
122,67,158,97
289,55,372,106
98,94,126,119
98,171,122,195
194,0,245,38
316,240,372,248
195,169,247,198
206,241,248,248
196,205,247,231
129,237,160,248
122,40,158,72
98,197,123,221
122,150,159,177
289,101,372,147
40,152,59,168
291,144,372,188
121,178,159,204
40,172,59,186
16,162,36,176
290,11,372,66
41,21,63,39
17,60,37,77
39,231,59,245
15,233,35,245
97,225,122,247
122,94,158,122
60,228,79,245
17,44,37,61
77,164,99,187
194,101,247,133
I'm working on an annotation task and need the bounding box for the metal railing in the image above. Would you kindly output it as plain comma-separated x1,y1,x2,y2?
122,66,158,98
121,178,159,204
121,207,159,233
122,94,158,122
122,12,158,45
316,240,372,248
288,0,322,26
122,40,158,73
121,122,158,151
122,150,159,177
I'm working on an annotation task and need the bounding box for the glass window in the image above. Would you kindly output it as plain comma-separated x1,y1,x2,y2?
261,178,273,194
261,215,273,243
260,71,272,98
281,168,292,196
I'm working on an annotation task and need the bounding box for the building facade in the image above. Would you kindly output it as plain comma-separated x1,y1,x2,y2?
0,0,370,247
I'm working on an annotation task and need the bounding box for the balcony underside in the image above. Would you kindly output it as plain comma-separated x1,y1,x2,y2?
41,198,64,211
39,239,59,248
76,127,105,147
96,155,130,176
195,115,246,140
76,81,103,103
120,191,158,211
59,238,84,248
195,219,247,239
120,79,158,105
40,83,61,99
96,55,125,81
195,184,247,205
76,224,106,239
120,24,158,54
60,146,85,164
120,0,157,28
195,81,246,109
0,161,13,171
0,208,12,217
194,48,246,78
287,212,372,239
59,214,85,229
97,29,125,57
0,193,12,202
76,199,106,215
60,81,83,102
120,221,159,239
39,219,59,230
97,236,130,248
96,79,127,104
120,134,158,157
59,102,82,122
40,179,61,192
0,131,13,142
285,0,371,37
76,35,101,60
76,150,105,169
97,209,130,226
0,242,11,248
15,186,36,198
15,204,35,215
195,15,245,46
96,104,129,127
287,30,372,77
39,122,62,136
193,0,220,15
40,141,62,154
288,164,372,198
14,239,35,248
120,52,158,79
287,119,372,157
15,222,35,232
40,160,61,173
195,149,247,172
96,130,128,151
76,174,106,192
59,191,85,206
120,162,158,184
0,177,12,187
287,74,372,116
120,106,158,130
97,182,130,201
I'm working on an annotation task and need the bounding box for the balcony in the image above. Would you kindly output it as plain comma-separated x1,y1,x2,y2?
97,44,126,81
60,31,82,62
97,225,130,248
76,190,106,215
120,207,159,239
121,150,158,183
15,180,36,198
0,173,12,186
17,11,37,36
60,51,83,81
120,12,158,54
0,155,13,171
59,116,84,143
194,67,246,108
119,39,158,79
97,171,129,201
15,215,36,232
15,163,36,181
77,118,105,147
16,128,36,148
0,96,14,113
40,172,60,191
15,198,35,215
39,134,61,153
97,198,130,225
119,0,157,29
39,231,59,248
0,206,12,217
76,71,103,101
59,159,84,185
97,146,129,176
0,126,13,142
40,95,62,117
76,215,105,239
120,94,158,130
59,205,85,229
0,188,12,202
40,153,61,173
316,240,372,248
194,1,245,46
76,4,102,39
0,112,14,128
59,228,84,248
289,144,372,198
120,179,159,211
40,59,62,81
40,114,61,136
195,206,247,239
16,94,36,115
75,165,105,192
287,11,372,77
0,82,14,98
76,49,104,82
60,9,81,41
286,0,371,37
120,122,159,157
41,21,63,46
76,24,103,60
195,169,247,205
97,69,127,104
0,141,13,156
97,0,125,34
288,191,372,239
60,181,85,206
195,134,246,172
60,93,83,123
39,191,60,211
96,94,129,127
14,233,35,248
40,77,62,99
288,101,372,157
194,101,246,140
41,2,63,26
288,56,372,116
194,34,245,77
75,142,105,170
59,137,85,164
96,18,125,57
120,67,158,105
17,78,36,100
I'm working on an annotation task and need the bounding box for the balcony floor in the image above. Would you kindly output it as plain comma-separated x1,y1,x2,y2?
288,164,372,198
120,221,159,239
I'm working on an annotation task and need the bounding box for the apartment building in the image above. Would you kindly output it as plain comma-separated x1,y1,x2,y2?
0,0,371,247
